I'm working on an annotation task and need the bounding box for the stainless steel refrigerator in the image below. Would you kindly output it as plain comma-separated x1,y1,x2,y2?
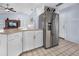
39,6,59,49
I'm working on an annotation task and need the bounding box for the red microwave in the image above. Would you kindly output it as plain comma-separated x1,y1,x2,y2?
4,18,20,29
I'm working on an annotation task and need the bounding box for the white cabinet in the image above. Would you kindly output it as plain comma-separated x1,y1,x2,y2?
23,31,35,51
0,34,7,56
0,30,43,56
23,30,43,52
35,31,43,48
8,32,22,56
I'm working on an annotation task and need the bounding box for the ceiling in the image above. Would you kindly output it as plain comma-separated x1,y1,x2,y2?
0,3,58,12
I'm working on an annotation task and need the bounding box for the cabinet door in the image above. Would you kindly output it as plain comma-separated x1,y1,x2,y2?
23,31,34,51
0,34,7,56
35,30,43,48
8,32,22,56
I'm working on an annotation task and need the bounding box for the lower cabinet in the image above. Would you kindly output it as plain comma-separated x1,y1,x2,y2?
0,34,7,56
23,31,35,51
0,30,43,56
34,31,43,48
8,32,22,56
23,30,43,52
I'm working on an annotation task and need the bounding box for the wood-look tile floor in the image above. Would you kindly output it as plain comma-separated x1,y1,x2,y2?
21,39,79,56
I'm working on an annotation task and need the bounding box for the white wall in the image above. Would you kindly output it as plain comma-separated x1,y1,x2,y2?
58,4,79,43
0,7,44,29
0,3,57,29
0,3,45,29
56,3,75,38
0,12,31,29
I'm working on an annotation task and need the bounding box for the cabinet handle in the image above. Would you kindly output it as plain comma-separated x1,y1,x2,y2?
0,41,1,45
34,35,35,39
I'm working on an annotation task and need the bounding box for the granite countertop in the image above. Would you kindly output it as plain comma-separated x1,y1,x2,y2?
0,28,42,34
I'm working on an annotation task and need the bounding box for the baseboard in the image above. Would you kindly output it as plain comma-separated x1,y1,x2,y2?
59,37,65,40
19,46,43,56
